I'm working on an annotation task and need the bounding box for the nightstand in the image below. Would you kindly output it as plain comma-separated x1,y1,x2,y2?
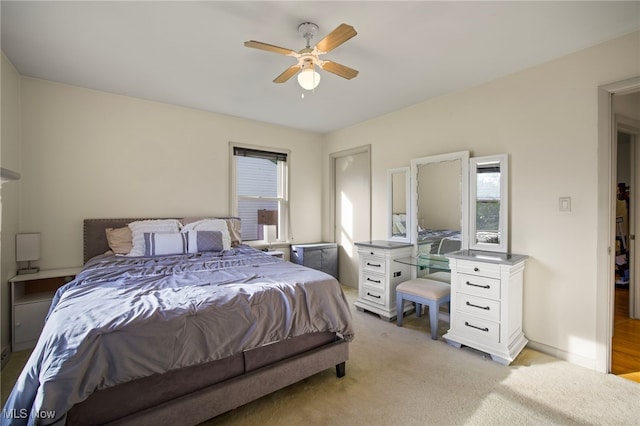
9,267,81,351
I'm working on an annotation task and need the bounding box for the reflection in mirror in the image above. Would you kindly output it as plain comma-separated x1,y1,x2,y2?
470,154,508,253
411,151,469,263
387,167,410,242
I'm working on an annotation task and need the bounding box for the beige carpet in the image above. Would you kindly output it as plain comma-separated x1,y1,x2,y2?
203,286,640,425
3,286,640,425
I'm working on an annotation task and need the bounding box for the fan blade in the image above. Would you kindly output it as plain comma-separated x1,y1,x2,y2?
244,40,297,56
321,61,359,80
274,65,301,83
315,24,357,53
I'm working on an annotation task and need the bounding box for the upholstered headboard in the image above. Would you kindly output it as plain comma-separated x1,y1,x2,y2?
83,218,151,264
83,217,242,264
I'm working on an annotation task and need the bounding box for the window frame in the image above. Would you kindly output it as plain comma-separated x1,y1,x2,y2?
229,142,290,245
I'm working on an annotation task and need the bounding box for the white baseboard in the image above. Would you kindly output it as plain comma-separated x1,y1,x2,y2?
527,339,597,371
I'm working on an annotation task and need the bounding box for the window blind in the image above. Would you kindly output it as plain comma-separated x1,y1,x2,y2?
233,147,287,162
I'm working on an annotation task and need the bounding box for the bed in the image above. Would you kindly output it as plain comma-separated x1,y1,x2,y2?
2,218,353,426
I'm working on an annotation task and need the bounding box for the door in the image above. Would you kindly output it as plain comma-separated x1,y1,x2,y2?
332,147,371,288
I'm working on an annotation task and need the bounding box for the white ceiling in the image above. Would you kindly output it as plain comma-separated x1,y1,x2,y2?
2,1,639,134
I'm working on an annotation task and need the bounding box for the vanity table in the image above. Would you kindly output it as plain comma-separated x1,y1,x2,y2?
443,250,528,365
354,240,413,321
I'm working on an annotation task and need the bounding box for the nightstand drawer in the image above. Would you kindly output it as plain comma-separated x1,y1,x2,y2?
362,255,386,274
458,273,501,299
457,261,501,279
457,293,501,322
362,271,385,290
455,313,500,344
361,285,386,307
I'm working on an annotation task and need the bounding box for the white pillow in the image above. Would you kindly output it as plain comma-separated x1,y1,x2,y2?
181,219,231,253
144,232,188,256
127,219,181,257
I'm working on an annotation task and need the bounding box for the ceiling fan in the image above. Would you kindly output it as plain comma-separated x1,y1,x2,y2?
244,22,359,91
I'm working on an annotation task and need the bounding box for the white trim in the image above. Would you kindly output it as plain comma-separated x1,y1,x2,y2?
228,141,291,242
526,339,596,371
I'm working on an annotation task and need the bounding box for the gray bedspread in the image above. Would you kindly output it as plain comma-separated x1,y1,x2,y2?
2,246,354,426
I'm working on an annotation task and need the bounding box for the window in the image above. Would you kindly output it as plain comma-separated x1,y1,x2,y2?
231,145,289,242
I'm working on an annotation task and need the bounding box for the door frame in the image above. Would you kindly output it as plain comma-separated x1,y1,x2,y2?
596,76,640,373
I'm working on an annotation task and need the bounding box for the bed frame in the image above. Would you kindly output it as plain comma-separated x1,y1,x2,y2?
65,219,350,426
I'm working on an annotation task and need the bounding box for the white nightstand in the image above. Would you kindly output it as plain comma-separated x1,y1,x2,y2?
9,267,81,351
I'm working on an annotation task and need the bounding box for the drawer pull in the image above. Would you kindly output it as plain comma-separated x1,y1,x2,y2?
366,277,381,284
466,281,490,289
367,262,381,268
367,292,381,299
466,301,490,310
465,321,489,332
474,267,480,272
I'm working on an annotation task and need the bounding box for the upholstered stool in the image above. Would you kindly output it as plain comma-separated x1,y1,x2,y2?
396,278,451,340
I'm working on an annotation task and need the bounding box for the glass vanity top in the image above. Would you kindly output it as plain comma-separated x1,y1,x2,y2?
355,240,413,250
394,254,451,272
445,249,528,265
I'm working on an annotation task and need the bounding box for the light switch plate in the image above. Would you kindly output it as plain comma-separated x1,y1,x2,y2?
559,197,571,212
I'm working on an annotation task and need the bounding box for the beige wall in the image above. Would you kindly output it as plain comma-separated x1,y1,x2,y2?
323,31,640,368
2,30,639,370
18,78,324,269
1,53,22,352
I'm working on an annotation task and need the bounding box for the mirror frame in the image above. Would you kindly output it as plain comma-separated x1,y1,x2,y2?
387,167,411,243
410,151,470,250
469,153,509,253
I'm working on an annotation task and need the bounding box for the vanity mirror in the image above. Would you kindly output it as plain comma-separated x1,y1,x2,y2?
410,151,469,257
387,167,411,243
469,154,508,253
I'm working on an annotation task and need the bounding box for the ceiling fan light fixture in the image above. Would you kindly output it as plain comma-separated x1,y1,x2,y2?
297,67,321,90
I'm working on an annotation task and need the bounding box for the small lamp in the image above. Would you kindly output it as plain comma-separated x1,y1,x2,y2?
16,233,41,275
263,225,277,250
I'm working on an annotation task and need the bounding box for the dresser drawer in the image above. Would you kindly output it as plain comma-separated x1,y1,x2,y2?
362,271,386,290
362,255,386,274
361,285,386,307
458,273,501,299
457,261,501,279
455,313,500,344
457,293,501,322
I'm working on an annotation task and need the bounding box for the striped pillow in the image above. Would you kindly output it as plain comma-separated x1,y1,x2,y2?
143,232,188,256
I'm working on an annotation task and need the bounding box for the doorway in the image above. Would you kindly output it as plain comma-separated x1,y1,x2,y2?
596,77,640,374
330,146,371,289
611,105,640,378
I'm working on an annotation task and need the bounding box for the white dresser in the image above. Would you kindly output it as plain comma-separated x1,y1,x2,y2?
443,250,528,365
353,241,413,321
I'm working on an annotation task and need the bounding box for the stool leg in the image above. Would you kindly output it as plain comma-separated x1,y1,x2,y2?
397,294,404,326
415,303,422,317
428,301,439,340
